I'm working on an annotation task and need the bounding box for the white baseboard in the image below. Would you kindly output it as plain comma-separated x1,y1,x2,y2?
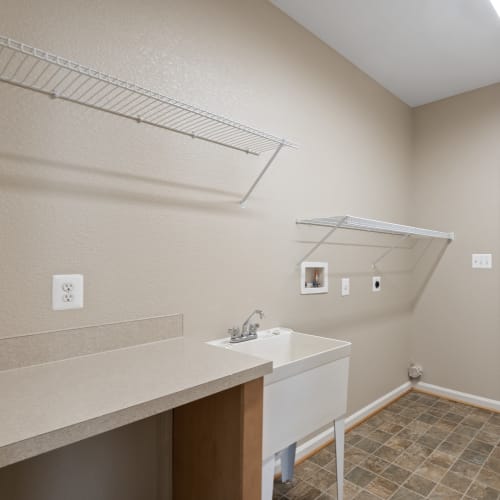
414,381,500,412
274,381,412,473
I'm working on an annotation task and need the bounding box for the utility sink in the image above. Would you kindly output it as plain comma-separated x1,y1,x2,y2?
208,328,351,500
208,327,350,384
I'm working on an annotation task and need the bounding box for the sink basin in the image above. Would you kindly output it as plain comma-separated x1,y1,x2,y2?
208,328,351,500
208,327,350,384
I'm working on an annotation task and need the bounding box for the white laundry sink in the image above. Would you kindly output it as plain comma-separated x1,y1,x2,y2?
208,328,351,500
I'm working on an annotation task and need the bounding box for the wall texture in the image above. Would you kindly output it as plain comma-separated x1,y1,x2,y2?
0,0,414,418
411,83,500,401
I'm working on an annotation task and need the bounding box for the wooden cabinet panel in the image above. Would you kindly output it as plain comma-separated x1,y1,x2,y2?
172,378,263,500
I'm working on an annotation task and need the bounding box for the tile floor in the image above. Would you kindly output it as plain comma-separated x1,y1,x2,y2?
273,391,500,500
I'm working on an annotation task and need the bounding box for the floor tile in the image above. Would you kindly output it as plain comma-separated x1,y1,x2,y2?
390,486,424,499
352,491,379,500
434,419,458,433
469,439,495,456
440,470,473,494
346,432,363,446
378,422,404,435
406,442,434,459
309,448,335,467
449,458,481,479
406,420,432,435
455,423,480,439
477,467,500,491
466,481,500,500
478,430,500,446
385,435,413,452
355,438,382,454
428,483,464,499
415,460,448,482
485,456,500,474
305,467,336,491
460,447,489,466
404,473,436,496
294,460,323,481
364,475,398,498
463,415,488,429
344,446,370,465
427,450,456,469
372,445,402,462
443,412,464,423
325,480,361,500
380,463,411,484
283,480,322,500
369,429,392,444
345,467,376,488
361,455,391,474
394,452,426,472
418,433,442,450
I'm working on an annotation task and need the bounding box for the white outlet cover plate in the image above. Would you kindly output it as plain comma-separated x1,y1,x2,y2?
472,253,492,269
341,277,350,296
52,274,84,310
372,276,381,292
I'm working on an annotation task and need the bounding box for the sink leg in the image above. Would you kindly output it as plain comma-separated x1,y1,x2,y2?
279,442,297,483
262,455,275,500
335,418,345,500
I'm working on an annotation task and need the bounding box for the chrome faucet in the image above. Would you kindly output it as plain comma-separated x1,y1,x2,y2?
228,309,264,343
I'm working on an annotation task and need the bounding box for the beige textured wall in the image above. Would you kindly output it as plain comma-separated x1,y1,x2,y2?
0,0,414,415
411,83,500,400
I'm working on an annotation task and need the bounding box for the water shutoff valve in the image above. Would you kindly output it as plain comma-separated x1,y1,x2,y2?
408,363,423,380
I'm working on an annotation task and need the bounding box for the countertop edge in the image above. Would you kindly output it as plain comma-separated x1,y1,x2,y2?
0,359,272,469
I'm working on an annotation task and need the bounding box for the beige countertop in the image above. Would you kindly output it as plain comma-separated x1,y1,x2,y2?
0,337,272,468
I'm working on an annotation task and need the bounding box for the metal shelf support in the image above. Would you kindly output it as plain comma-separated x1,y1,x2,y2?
297,216,348,265
240,142,284,207
372,234,409,270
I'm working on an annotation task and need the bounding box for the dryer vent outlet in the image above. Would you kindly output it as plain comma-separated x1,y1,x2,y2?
408,363,423,380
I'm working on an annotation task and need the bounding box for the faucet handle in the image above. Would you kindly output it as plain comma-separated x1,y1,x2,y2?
228,326,241,340
249,323,259,335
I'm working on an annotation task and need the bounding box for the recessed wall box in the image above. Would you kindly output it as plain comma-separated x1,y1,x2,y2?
300,262,328,295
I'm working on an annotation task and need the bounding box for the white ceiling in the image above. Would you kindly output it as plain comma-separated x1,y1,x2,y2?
270,0,500,106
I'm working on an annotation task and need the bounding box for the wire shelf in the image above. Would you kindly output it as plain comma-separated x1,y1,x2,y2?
296,215,454,265
297,216,454,240
0,36,296,156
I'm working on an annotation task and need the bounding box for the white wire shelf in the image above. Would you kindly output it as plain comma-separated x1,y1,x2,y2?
296,215,454,266
0,36,297,205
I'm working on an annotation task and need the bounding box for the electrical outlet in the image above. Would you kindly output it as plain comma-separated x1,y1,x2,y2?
472,253,492,269
341,278,350,296
52,274,84,310
372,276,381,292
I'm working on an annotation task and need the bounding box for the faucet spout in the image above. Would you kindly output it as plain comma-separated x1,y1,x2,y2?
242,309,264,334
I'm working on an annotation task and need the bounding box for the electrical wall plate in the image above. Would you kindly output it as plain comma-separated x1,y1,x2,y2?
472,253,492,269
52,274,84,310
372,276,381,292
341,277,350,296
300,262,328,295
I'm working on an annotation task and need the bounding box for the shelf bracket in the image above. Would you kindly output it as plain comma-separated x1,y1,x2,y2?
372,234,409,270
240,142,284,207
297,216,348,265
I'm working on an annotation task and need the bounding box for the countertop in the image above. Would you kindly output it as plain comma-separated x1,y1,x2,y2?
0,337,272,468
